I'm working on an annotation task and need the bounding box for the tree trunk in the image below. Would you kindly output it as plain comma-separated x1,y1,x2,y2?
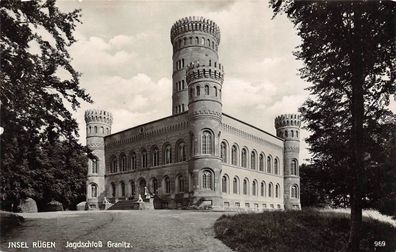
347,6,364,252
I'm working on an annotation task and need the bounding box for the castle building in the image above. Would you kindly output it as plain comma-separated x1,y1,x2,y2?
85,17,301,211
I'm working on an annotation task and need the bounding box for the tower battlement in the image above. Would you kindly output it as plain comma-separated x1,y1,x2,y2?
85,109,113,125
170,16,221,43
275,114,301,129
186,62,224,84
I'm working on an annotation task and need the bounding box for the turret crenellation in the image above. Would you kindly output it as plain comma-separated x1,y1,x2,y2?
275,114,301,129
85,109,113,125
186,62,224,85
170,16,221,44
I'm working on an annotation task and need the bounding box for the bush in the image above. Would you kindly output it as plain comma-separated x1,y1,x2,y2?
214,209,396,252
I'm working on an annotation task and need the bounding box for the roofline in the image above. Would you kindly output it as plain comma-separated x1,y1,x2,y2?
222,113,283,141
104,111,188,139
104,111,283,142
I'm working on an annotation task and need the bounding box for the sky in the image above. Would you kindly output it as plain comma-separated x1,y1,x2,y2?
57,0,320,162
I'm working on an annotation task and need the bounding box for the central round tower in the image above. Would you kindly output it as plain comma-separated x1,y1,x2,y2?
170,16,221,115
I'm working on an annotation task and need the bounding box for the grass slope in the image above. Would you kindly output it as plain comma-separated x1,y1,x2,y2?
214,209,396,252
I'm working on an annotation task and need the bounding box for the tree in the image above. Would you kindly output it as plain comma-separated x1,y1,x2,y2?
270,1,396,250
0,0,91,210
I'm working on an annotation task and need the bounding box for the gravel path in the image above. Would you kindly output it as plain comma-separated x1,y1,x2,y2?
1,210,232,252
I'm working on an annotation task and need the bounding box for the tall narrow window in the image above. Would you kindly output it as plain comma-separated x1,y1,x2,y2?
231,145,238,165
222,176,227,193
259,154,264,171
243,179,248,195
176,175,185,193
291,184,299,198
120,181,125,197
220,142,227,163
121,154,126,171
111,183,116,197
269,183,273,197
251,151,256,170
267,156,272,173
92,158,98,174
241,148,247,168
252,181,257,196
152,147,160,166
202,171,212,189
261,181,266,197
201,131,212,154
274,158,279,175
178,142,186,162
205,85,209,95
91,184,97,198
164,177,170,194
152,178,158,194
141,150,148,168
196,86,200,96
131,152,137,170
94,126,97,133
130,181,135,196
291,159,298,175
201,37,205,45
276,184,280,198
233,177,238,194
214,86,217,96
164,144,172,164
196,37,199,44
111,158,117,173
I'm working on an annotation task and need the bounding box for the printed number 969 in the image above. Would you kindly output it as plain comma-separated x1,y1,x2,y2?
374,241,386,247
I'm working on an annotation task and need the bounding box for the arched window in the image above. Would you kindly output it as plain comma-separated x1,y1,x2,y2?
276,184,280,198
91,183,98,198
176,175,184,193
189,37,192,44
252,180,257,196
195,37,199,44
111,182,116,197
241,148,247,168
131,152,137,170
259,154,264,171
141,149,148,168
269,183,273,197
202,170,213,190
183,37,187,45
164,144,172,164
233,177,239,194
201,131,212,154
291,159,298,175
267,156,272,173
111,157,117,173
164,176,171,194
274,158,279,175
91,158,98,174
291,130,294,137
214,86,218,96
222,175,228,193
231,145,238,165
196,86,200,96
285,130,288,137
205,85,209,95
151,178,158,194
243,179,249,195
130,181,135,196
177,142,186,162
251,151,256,170
261,181,266,197
120,181,125,197
94,126,97,133
152,147,160,166
291,184,299,198
221,141,227,163
296,131,299,138
120,154,127,171
101,126,104,134
201,37,205,45
212,41,215,49
207,38,210,47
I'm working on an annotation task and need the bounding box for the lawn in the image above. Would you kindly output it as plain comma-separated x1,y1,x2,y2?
214,209,396,252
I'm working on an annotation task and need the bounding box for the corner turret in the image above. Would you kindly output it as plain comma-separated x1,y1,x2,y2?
275,114,301,210
85,109,113,209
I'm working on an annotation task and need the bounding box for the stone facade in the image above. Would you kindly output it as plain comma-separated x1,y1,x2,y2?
85,16,301,211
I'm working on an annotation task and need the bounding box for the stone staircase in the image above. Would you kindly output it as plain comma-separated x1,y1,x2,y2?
108,199,154,210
